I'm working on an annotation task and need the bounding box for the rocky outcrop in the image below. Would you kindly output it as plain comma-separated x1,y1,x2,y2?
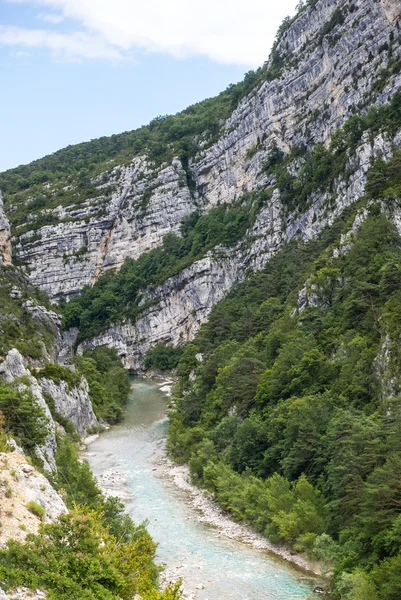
192,0,401,207
10,0,401,303
0,451,67,548
0,350,57,472
0,191,11,266
13,156,197,300
0,349,98,465
39,376,97,436
0,590,46,600
79,129,394,370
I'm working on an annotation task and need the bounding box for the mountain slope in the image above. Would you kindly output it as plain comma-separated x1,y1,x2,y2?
1,1,400,338
2,0,401,597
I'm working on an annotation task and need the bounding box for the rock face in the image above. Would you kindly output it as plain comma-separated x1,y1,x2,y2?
80,129,392,370
0,192,11,266
0,349,98,465
192,0,401,207
0,349,57,472
39,376,97,436
0,451,67,548
13,156,196,300
78,251,242,370
0,590,46,600
6,0,401,367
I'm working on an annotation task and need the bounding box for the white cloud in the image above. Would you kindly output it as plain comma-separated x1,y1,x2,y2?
3,0,300,66
39,13,64,24
0,26,123,60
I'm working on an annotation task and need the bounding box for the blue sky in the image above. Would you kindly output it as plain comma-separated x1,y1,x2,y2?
0,0,298,172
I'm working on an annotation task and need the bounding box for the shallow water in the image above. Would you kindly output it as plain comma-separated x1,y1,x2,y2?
85,379,316,600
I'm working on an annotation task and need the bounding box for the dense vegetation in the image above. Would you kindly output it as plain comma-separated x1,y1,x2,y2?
167,200,401,598
0,266,57,359
62,198,256,341
0,509,181,600
0,384,49,453
35,347,130,424
144,344,184,372
0,416,180,600
73,347,131,423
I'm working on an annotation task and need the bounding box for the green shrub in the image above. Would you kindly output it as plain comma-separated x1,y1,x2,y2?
36,363,81,389
0,384,49,453
73,347,130,423
0,509,182,600
26,501,45,520
144,344,183,371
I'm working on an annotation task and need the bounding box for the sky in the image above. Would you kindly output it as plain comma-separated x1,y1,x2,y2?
0,0,299,172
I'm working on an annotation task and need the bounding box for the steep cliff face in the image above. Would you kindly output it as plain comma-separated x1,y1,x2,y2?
193,0,401,205
39,376,97,437
79,129,395,369
12,156,196,300
0,193,12,266
0,350,57,472
3,0,401,369
0,348,98,468
0,451,67,549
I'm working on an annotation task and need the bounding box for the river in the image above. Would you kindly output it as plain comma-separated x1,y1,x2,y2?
85,378,317,600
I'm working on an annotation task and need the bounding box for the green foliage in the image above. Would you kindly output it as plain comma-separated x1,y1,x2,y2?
35,362,82,389
371,553,401,599
366,150,401,201
189,449,325,550
26,500,46,520
168,205,401,597
62,199,255,341
54,434,102,508
0,412,11,452
0,508,182,600
0,266,57,359
144,344,184,371
0,383,49,452
337,570,379,600
73,347,130,423
321,7,345,38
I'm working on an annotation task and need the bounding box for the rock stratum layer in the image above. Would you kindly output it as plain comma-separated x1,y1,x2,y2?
3,0,401,369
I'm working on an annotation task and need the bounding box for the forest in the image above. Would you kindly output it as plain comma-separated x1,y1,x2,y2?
2,1,401,595
167,198,401,599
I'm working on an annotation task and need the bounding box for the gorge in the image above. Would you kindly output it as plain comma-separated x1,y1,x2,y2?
1,0,401,598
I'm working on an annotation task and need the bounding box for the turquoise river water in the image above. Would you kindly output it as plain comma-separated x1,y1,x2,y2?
85,379,317,600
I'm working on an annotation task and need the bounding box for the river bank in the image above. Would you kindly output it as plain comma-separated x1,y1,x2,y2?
155,456,321,577
84,378,320,600
150,378,322,577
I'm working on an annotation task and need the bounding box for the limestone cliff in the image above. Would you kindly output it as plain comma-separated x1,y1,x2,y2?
0,349,98,468
3,0,401,369
79,129,395,369
0,192,11,266
0,451,67,549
